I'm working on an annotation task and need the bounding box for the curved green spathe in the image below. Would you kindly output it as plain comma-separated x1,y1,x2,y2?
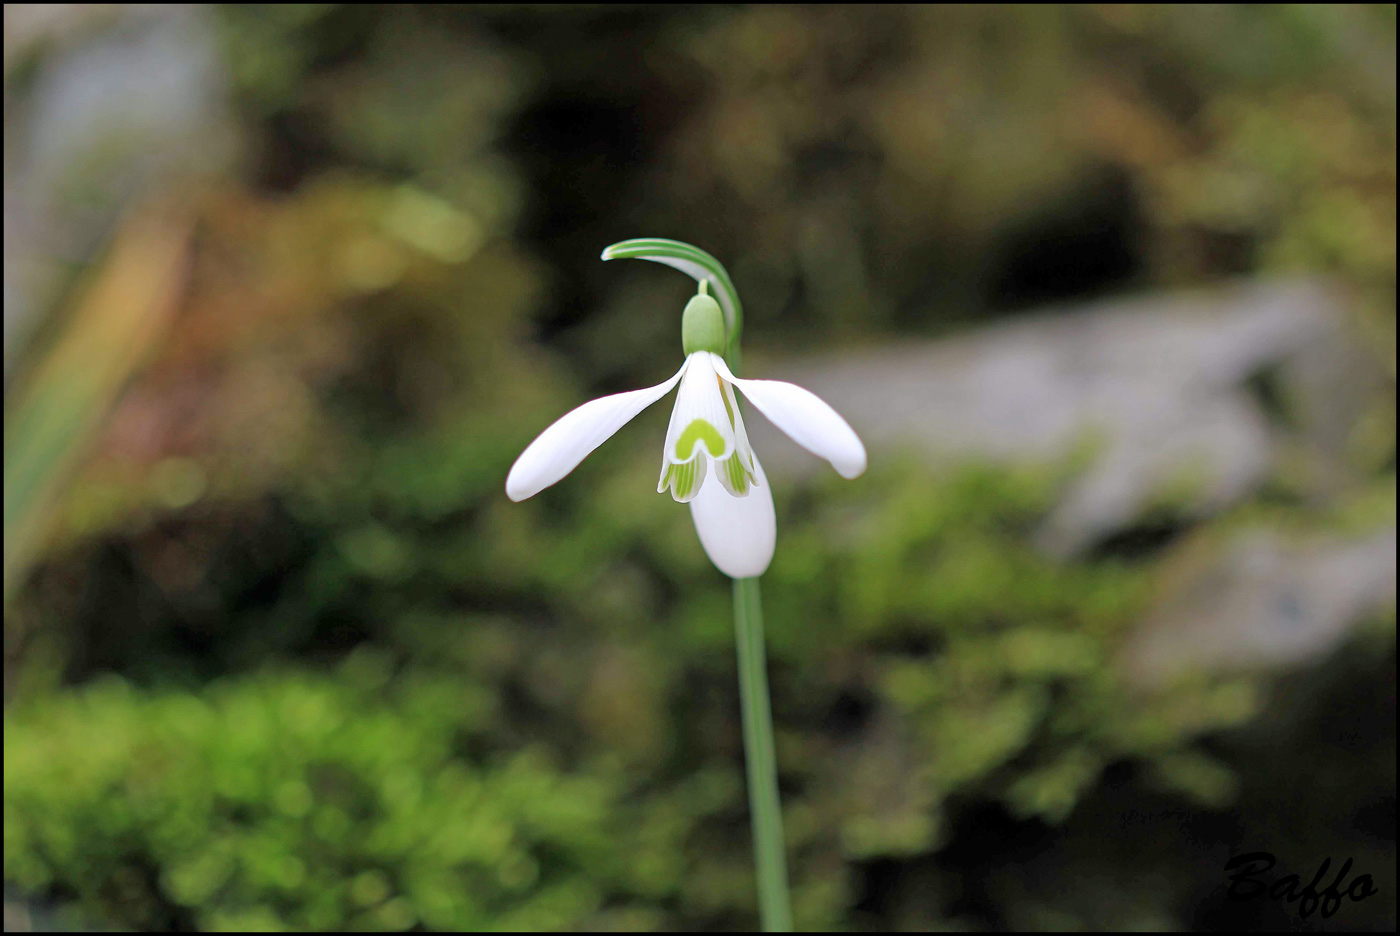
601,238,745,366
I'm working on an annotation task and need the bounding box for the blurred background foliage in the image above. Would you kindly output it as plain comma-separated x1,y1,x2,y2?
3,4,1394,931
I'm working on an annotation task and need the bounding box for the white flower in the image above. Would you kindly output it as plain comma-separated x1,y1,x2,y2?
505,288,865,578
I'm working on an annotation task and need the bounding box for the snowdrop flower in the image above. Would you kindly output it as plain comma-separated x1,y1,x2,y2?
505,280,865,578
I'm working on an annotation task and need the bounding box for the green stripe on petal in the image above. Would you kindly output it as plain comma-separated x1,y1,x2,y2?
724,452,750,495
660,457,707,502
676,461,696,499
718,374,736,427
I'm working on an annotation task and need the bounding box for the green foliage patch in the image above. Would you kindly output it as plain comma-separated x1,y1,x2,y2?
6,454,1267,930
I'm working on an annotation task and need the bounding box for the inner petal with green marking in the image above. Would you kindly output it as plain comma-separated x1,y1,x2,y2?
718,375,736,428
674,419,727,461
722,452,750,496
659,456,707,502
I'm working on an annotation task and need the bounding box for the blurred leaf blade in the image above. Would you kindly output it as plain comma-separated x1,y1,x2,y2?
4,208,190,605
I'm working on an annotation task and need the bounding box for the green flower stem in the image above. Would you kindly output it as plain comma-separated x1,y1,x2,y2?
734,576,793,932
602,238,790,930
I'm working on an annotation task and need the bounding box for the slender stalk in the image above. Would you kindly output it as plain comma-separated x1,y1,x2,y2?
733,576,793,931
602,238,790,928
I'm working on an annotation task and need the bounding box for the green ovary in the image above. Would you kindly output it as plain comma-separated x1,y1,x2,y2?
674,419,726,460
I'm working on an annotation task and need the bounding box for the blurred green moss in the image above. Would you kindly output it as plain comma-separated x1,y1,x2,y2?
4,664,686,931
6,454,1274,930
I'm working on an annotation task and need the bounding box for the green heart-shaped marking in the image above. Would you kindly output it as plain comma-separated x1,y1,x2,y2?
675,419,726,460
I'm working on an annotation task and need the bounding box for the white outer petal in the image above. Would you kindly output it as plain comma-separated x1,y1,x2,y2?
689,451,776,578
710,354,867,479
505,359,689,501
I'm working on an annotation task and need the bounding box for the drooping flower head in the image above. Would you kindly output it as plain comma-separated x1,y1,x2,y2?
506,240,865,578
